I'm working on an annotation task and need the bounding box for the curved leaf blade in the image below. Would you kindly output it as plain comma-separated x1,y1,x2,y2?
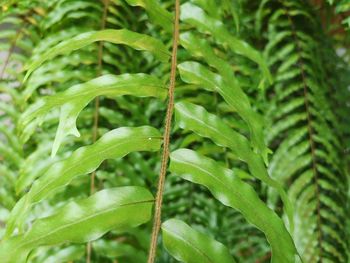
174,101,294,230
19,73,167,156
180,3,272,83
178,60,269,162
169,149,297,263
162,218,236,263
5,126,162,237
0,186,154,263
24,29,171,81
125,0,172,32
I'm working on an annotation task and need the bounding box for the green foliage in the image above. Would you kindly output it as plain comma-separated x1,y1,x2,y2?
20,74,166,155
5,126,162,238
169,148,296,262
257,0,350,262
0,186,154,263
162,219,236,263
0,0,349,262
23,29,171,81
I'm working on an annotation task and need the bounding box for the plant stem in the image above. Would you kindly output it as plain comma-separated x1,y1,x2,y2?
0,28,21,79
147,1,180,262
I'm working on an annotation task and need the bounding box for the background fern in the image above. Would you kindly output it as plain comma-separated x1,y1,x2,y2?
256,1,350,261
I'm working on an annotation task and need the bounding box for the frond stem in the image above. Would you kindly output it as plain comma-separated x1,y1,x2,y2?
0,28,22,80
147,1,180,262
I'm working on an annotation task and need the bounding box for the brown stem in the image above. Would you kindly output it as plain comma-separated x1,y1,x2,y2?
86,1,109,262
0,28,22,80
147,1,180,262
255,252,271,263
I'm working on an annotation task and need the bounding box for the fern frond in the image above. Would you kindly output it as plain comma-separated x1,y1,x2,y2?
260,0,349,261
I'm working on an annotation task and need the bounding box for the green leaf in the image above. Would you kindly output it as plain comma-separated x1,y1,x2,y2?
19,73,167,156
42,1,102,30
16,143,56,194
0,186,154,263
0,142,22,167
169,149,297,263
0,126,21,153
124,0,172,32
24,29,171,81
180,2,272,84
174,101,294,231
177,60,269,163
5,126,162,238
162,218,236,263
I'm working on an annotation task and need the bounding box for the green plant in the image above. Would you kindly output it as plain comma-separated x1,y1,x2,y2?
0,0,349,262
257,1,350,261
